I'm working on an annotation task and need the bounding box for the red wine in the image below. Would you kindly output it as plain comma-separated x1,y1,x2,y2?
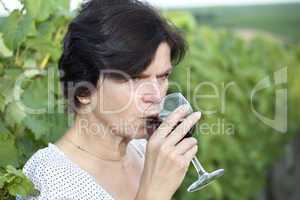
146,117,196,139
145,116,162,137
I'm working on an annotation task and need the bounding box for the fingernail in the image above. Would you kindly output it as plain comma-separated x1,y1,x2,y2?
192,137,198,144
195,111,201,118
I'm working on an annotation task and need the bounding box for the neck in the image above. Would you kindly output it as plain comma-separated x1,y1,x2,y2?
63,113,130,161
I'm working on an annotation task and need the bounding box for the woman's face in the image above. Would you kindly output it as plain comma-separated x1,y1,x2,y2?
91,41,173,139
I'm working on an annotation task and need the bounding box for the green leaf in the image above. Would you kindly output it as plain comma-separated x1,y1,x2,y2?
6,166,23,177
0,120,9,134
24,0,70,22
23,0,52,21
0,11,36,50
0,63,3,76
23,114,52,140
0,33,13,58
23,113,68,141
46,113,68,143
0,10,21,50
4,101,27,127
36,21,55,41
0,175,8,188
21,76,52,111
15,14,37,40
0,94,5,112
2,165,37,197
52,0,70,13
27,38,61,61
0,133,18,167
15,131,40,165
23,58,37,69
0,73,22,106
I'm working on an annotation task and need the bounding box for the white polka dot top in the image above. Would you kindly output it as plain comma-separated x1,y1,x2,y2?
16,139,147,200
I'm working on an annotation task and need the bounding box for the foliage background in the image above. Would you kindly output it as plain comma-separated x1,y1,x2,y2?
0,0,299,199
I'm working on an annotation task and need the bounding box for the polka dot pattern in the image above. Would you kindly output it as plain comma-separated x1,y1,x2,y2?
16,139,147,200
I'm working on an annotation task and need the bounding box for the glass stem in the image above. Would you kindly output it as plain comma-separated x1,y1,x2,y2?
191,157,206,175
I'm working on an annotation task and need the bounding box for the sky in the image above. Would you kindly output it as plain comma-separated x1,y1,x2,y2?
1,0,300,15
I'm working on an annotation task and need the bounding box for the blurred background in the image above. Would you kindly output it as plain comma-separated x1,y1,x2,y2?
0,0,299,199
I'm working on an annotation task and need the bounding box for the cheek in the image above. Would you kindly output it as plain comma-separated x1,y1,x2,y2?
100,82,134,113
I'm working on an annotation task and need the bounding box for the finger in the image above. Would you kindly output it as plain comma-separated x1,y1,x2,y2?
153,104,191,138
165,111,201,146
183,145,198,163
173,137,197,155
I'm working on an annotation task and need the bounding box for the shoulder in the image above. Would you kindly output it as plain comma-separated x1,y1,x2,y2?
18,143,112,200
22,143,76,187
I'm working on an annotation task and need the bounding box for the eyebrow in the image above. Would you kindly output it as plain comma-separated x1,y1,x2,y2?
138,67,173,78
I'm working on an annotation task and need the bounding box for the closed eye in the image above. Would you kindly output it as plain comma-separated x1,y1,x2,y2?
131,76,141,81
158,73,171,79
131,71,172,81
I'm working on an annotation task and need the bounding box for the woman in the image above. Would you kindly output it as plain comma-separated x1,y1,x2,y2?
17,0,201,199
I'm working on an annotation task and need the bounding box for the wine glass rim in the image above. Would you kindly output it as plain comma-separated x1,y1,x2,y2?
159,92,193,119
163,92,191,106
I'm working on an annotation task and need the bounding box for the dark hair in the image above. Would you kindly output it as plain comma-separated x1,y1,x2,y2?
58,0,188,109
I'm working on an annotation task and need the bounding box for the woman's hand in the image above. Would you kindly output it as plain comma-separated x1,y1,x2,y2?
136,105,201,200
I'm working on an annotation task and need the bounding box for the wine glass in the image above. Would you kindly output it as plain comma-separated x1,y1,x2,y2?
145,92,224,192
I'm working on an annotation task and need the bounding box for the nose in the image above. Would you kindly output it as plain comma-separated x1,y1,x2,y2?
141,93,162,115
140,77,163,103
141,93,162,104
